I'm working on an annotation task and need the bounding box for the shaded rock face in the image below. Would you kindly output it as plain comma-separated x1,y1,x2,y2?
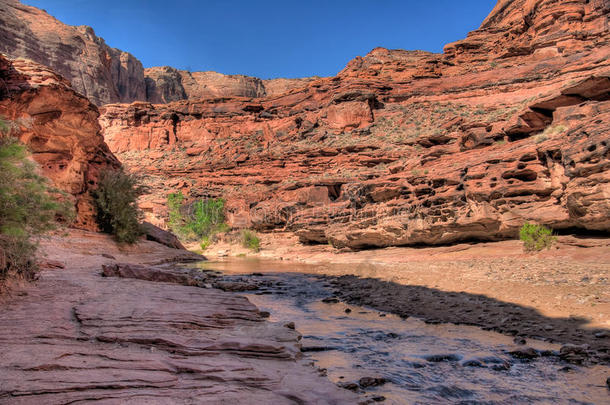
0,0,146,106
0,54,121,230
99,0,609,248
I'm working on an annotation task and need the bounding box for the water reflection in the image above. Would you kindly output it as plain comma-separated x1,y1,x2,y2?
193,260,610,404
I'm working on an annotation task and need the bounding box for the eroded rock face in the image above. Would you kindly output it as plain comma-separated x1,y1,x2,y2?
0,0,146,106
0,54,121,230
144,66,317,104
100,0,610,248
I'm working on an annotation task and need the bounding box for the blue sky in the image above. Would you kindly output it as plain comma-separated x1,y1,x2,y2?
24,1,495,79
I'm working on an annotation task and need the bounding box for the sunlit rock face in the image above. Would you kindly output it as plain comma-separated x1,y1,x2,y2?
93,0,609,248
144,67,317,104
0,0,147,106
0,54,121,230
98,0,610,247
0,0,316,106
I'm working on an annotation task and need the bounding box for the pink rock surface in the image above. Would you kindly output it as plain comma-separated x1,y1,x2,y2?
0,231,357,404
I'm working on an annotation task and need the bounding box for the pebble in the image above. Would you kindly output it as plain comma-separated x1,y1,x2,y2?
508,347,539,360
339,382,359,391
461,359,485,367
358,377,388,388
513,337,526,345
423,353,462,362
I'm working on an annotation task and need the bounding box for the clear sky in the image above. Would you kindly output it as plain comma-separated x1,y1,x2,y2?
23,0,496,79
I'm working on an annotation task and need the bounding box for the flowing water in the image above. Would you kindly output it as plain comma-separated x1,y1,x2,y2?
193,259,610,405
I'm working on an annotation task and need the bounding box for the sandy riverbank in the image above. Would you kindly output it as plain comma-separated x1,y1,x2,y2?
199,233,610,332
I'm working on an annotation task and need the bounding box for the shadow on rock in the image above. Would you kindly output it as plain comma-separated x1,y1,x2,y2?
329,275,610,365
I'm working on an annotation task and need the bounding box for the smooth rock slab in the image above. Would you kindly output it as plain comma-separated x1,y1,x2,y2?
0,237,357,404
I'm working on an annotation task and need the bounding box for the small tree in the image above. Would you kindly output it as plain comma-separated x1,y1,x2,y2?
0,133,74,284
92,169,146,244
519,223,557,252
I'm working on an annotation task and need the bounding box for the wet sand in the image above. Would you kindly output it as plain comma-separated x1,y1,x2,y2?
200,233,610,330
197,233,610,362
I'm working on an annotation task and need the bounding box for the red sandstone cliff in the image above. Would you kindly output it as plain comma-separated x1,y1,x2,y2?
0,54,121,230
0,0,147,106
0,0,316,106
99,0,609,248
144,66,316,104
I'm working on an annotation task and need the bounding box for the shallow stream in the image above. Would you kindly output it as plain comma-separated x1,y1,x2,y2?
193,259,610,404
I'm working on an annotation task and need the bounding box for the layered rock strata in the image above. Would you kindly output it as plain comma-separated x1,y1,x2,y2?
0,54,120,230
100,0,610,248
0,232,356,404
0,0,315,105
145,66,316,104
0,0,146,105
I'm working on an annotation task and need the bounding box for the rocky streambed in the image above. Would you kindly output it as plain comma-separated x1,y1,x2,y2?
194,259,610,405
1,232,608,404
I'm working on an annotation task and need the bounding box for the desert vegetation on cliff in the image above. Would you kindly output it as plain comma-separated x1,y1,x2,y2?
92,169,146,244
0,121,74,284
167,192,229,247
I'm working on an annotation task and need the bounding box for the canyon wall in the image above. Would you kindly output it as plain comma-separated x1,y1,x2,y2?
0,0,146,106
0,54,121,230
100,0,610,248
144,66,316,103
0,0,315,105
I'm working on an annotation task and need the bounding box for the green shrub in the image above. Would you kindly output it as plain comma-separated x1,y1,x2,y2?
200,236,211,250
519,222,557,252
92,169,146,244
0,134,74,284
167,192,229,243
240,229,260,252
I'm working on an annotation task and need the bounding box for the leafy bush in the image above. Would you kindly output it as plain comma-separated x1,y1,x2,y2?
0,134,74,284
92,169,146,244
200,236,211,250
240,229,260,252
167,192,229,245
519,223,557,252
